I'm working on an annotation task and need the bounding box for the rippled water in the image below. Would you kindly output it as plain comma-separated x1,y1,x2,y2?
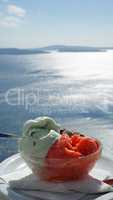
0,51,113,160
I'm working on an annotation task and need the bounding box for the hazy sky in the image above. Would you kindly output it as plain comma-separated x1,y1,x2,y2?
0,0,113,48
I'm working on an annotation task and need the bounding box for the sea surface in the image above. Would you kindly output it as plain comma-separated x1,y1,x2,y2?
0,51,113,161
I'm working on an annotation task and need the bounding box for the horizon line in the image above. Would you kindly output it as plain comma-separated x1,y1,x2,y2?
0,44,113,49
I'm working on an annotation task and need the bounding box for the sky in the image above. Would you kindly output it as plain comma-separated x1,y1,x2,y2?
0,0,113,48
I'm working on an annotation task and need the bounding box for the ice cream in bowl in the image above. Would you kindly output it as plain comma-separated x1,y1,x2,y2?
19,116,102,182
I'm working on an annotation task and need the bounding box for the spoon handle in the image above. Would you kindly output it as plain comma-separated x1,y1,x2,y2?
103,179,113,186
0,132,17,138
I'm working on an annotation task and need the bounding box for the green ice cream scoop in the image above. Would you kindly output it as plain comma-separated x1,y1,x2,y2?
19,116,61,166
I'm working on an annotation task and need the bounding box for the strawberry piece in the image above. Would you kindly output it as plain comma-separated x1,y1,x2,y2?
47,133,83,160
64,147,82,158
71,134,82,146
60,133,72,149
77,137,98,156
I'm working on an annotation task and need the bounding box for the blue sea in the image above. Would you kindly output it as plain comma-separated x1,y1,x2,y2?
0,51,113,161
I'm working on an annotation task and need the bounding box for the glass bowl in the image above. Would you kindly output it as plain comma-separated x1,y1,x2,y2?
20,138,102,182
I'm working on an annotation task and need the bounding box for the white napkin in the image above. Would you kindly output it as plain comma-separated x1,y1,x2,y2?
8,173,113,193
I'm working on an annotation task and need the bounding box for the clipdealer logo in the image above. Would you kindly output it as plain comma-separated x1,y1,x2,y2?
4,88,63,112
5,88,40,110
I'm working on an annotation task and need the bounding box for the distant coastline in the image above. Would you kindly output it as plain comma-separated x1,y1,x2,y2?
0,48,47,55
0,45,112,55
